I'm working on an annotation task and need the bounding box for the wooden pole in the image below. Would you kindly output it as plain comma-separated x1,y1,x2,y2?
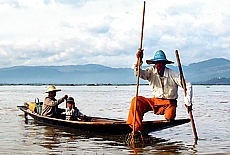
175,50,198,143
132,1,146,143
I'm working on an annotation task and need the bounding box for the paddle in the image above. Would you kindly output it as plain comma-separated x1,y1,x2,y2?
132,1,146,144
175,50,198,143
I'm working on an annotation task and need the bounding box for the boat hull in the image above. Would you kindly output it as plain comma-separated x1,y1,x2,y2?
17,105,190,135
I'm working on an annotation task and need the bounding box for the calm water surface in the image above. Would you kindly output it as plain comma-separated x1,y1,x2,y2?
0,85,229,154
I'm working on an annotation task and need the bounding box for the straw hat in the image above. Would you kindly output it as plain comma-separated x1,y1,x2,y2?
45,85,61,93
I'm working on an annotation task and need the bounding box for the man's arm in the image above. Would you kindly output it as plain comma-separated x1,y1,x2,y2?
172,70,193,107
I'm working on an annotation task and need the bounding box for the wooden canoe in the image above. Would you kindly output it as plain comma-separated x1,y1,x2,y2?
17,105,190,135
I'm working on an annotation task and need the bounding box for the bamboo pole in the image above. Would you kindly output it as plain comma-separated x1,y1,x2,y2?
175,50,198,143
131,1,146,144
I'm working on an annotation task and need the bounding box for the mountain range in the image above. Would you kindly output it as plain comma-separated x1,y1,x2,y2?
0,58,229,84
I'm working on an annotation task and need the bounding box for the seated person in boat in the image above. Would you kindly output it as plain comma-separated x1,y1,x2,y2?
41,85,68,117
66,97,85,121
126,49,192,135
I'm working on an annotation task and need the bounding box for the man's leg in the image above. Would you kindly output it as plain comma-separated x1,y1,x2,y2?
126,96,152,132
150,98,177,121
164,104,176,121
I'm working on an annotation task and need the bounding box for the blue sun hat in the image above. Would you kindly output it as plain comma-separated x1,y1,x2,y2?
146,50,174,64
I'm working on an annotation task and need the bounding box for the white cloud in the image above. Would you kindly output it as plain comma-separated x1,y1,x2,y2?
0,0,229,68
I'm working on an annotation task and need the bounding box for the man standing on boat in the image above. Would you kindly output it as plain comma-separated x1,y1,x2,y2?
41,85,68,117
126,49,193,135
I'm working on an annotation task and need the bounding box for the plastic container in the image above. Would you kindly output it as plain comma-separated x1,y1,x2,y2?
35,98,43,115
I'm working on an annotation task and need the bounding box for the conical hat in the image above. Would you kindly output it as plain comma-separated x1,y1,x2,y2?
146,50,174,64
45,85,61,93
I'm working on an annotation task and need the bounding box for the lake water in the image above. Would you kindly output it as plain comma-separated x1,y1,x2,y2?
0,85,229,154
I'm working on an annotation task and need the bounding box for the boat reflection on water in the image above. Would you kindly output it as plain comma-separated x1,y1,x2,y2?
24,120,191,154
125,134,192,154
19,111,194,155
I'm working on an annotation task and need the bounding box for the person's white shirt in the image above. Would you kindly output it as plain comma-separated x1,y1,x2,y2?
133,65,192,106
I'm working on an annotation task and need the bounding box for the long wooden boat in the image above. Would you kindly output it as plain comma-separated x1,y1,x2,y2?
17,105,190,135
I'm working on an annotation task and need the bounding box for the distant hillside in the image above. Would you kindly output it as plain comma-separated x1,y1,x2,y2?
0,64,135,84
196,77,230,85
181,58,230,83
0,58,229,84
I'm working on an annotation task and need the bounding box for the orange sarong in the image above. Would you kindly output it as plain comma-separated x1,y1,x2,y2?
126,96,177,131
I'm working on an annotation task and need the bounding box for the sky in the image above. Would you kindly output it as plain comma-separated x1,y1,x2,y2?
0,0,229,68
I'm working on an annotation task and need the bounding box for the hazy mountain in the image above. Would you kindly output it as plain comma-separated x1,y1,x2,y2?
181,58,230,83
0,58,229,84
0,64,135,84
197,77,230,85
